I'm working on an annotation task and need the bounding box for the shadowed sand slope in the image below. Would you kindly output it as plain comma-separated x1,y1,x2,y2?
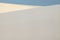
0,5,60,40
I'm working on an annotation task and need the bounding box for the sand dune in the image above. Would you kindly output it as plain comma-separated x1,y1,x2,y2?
0,3,60,40
0,3,60,13
0,3,39,13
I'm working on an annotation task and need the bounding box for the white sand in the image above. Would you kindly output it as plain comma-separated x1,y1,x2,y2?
0,3,60,40
0,3,60,13
0,3,39,13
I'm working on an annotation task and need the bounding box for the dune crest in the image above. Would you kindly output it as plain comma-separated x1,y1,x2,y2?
0,3,60,13
0,3,38,13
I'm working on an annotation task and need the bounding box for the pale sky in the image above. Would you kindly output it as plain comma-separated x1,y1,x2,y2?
0,0,60,6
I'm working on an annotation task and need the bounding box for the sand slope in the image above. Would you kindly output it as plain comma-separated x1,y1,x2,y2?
0,4,60,40
0,3,38,13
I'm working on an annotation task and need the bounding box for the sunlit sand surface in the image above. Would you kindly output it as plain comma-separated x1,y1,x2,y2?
0,3,60,40
0,3,60,13
0,3,39,13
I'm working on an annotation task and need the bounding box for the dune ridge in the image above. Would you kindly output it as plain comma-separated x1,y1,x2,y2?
0,3,60,13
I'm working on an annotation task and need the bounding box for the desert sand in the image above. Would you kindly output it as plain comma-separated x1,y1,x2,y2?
0,3,39,13
0,3,60,40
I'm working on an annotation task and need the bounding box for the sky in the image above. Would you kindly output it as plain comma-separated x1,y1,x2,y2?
0,0,60,6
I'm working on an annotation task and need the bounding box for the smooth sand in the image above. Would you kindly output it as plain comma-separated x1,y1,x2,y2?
0,3,39,13
0,3,60,40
